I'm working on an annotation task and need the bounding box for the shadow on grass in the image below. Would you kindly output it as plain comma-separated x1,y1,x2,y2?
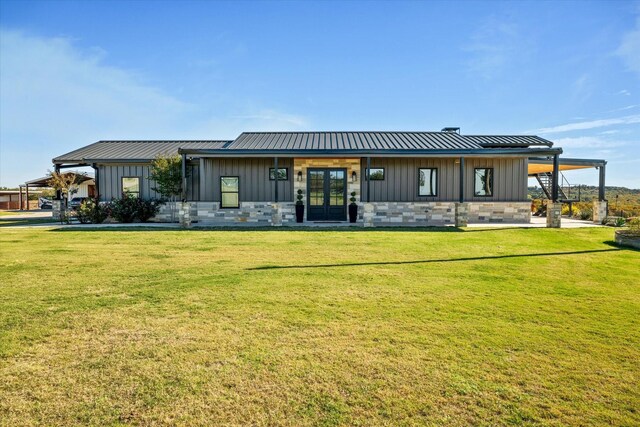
0,218,58,227
248,248,621,270
50,225,468,233
48,224,550,233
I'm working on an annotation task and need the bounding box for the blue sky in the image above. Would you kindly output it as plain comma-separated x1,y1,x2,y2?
1,0,639,188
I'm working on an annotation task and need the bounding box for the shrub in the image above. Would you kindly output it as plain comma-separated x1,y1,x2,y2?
628,217,640,235
109,194,139,223
135,198,163,222
578,208,593,221
108,194,163,223
76,198,109,224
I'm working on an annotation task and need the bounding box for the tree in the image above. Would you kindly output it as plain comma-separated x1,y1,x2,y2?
47,171,86,223
148,154,185,222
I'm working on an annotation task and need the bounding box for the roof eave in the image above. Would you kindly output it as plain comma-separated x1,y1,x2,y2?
178,147,563,158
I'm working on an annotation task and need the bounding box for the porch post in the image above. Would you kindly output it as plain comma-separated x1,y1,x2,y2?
459,157,465,203
55,164,61,200
593,163,608,223
455,157,468,227
366,156,371,203
25,184,29,211
181,152,187,201
92,163,99,201
598,164,606,202
274,156,279,203
19,186,23,210
547,154,561,228
551,154,559,203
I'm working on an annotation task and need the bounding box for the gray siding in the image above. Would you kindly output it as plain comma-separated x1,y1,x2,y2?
360,157,527,202
97,162,200,201
200,158,293,202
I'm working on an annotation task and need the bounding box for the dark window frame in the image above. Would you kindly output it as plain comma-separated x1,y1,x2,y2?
365,167,385,181
473,167,494,197
220,176,240,209
269,167,289,181
417,168,438,197
121,176,141,198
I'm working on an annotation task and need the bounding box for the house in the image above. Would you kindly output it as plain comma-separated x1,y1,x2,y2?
51,130,607,227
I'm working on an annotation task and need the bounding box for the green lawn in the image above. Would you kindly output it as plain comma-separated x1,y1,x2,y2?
0,227,638,426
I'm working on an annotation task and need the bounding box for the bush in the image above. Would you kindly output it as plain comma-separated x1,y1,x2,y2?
76,198,109,224
135,198,163,222
628,217,640,235
109,194,139,223
108,194,163,223
578,208,593,221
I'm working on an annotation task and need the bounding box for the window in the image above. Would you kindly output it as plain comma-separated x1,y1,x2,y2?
365,168,385,181
122,177,140,198
220,176,239,208
474,168,494,196
418,168,437,196
269,168,288,181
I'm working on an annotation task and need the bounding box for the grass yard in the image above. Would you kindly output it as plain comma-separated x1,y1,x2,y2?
0,227,638,426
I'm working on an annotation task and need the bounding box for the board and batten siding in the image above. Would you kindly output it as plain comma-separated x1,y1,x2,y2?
199,158,293,202
97,162,200,201
360,157,528,202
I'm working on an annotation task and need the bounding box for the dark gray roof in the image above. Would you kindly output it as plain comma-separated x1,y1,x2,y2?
226,132,481,151
464,135,554,147
52,133,560,164
53,140,231,162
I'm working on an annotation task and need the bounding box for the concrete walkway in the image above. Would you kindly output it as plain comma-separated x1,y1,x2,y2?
1,216,604,229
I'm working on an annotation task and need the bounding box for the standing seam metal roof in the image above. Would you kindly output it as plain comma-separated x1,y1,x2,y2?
464,135,553,147
52,133,557,163
53,140,231,162
226,132,481,151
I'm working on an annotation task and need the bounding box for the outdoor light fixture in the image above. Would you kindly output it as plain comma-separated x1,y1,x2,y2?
352,171,357,182
297,171,303,181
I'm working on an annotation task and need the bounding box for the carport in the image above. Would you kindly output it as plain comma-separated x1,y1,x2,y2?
19,173,94,210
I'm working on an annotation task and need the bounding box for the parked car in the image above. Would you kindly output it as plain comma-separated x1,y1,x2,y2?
39,197,52,209
69,197,88,210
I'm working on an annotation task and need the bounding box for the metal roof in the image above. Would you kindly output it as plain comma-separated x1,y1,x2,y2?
226,132,481,151
464,135,554,147
53,140,231,163
52,133,561,164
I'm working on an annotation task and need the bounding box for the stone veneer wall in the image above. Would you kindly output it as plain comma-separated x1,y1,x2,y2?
363,202,456,226
468,202,531,223
293,158,361,221
152,201,531,225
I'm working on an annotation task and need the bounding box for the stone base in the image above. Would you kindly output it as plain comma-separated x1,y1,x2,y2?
149,201,534,226
593,200,607,224
455,202,468,227
52,200,65,221
546,202,562,228
179,202,191,228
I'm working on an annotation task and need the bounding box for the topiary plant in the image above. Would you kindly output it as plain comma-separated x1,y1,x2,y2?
296,189,304,206
350,191,357,206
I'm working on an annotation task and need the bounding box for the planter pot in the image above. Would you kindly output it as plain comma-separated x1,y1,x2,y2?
615,230,640,250
295,204,304,223
349,204,358,223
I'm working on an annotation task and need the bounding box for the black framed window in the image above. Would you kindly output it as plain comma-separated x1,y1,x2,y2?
220,176,239,208
365,168,385,181
474,168,494,196
269,168,288,181
418,168,437,196
122,177,140,198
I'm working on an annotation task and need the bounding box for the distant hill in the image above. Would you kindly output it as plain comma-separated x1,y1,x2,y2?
528,185,640,201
